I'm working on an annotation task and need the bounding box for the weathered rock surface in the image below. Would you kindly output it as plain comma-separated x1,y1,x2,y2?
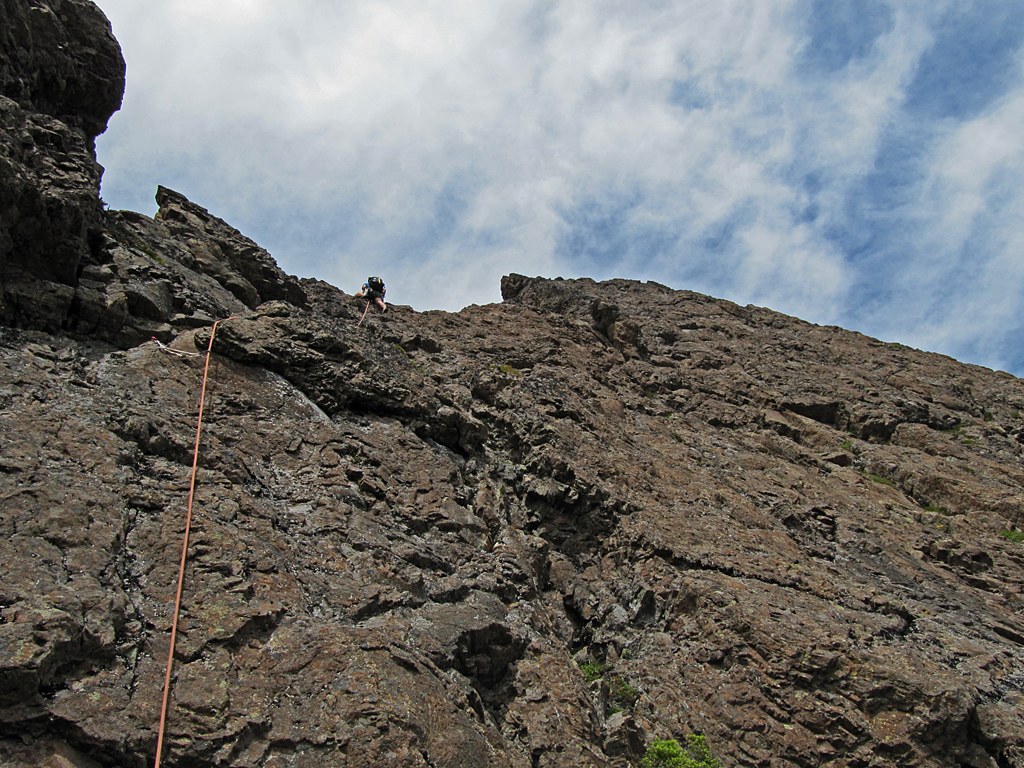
76,186,308,348
0,0,125,332
3,255,1024,768
2,2,1024,767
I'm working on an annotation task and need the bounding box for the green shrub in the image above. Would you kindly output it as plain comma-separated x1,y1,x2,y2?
579,660,608,683
608,675,639,706
998,530,1024,543
641,736,720,768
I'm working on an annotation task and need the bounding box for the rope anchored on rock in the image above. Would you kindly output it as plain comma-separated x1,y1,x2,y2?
153,316,234,768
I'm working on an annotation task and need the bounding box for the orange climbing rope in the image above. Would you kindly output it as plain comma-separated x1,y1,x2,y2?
153,317,232,768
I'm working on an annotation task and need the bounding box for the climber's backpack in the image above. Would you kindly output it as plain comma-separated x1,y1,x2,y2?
367,276,385,297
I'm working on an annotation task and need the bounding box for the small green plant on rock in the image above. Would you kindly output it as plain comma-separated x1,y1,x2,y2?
640,736,720,768
139,244,163,263
861,472,896,488
578,657,640,712
609,675,640,707
997,530,1024,543
579,659,608,683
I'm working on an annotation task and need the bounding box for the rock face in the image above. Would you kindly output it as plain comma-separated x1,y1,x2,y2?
0,0,125,332
2,3,1024,768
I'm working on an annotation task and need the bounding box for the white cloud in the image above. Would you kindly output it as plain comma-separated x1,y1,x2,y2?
885,83,1024,368
95,0,1024,374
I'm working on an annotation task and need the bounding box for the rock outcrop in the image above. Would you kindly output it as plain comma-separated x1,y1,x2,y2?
1,2,1023,767
0,0,125,332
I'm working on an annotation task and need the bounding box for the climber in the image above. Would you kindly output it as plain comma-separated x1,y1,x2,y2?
355,276,387,313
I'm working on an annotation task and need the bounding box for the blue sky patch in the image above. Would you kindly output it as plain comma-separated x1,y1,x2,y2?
669,79,711,111
904,2,1024,119
798,0,894,74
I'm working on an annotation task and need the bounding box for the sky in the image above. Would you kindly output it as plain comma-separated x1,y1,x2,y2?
93,0,1024,377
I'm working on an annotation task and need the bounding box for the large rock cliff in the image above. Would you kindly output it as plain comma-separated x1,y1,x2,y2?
1,2,1023,767
0,0,125,332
